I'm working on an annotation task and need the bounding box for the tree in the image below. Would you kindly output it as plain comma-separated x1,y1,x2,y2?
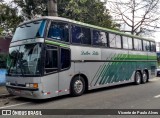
0,1,22,36
108,0,160,35
59,0,119,29
48,0,58,16
13,0,119,29
13,0,48,20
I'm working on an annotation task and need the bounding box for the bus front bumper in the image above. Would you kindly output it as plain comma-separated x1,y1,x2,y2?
6,85,52,99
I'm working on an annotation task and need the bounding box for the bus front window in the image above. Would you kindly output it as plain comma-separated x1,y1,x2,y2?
12,20,46,42
8,44,42,76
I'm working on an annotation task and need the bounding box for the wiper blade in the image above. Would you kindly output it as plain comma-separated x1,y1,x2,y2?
33,21,40,24
25,24,31,27
20,26,24,28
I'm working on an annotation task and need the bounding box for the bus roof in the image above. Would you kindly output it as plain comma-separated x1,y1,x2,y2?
20,16,155,42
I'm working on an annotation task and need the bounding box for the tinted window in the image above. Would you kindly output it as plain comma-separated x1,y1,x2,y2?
72,25,91,45
134,39,142,50
72,25,81,43
123,36,128,49
128,37,133,49
8,44,42,76
81,27,91,45
45,45,58,73
138,39,142,50
116,35,121,48
93,30,107,46
12,20,46,42
109,33,121,48
143,40,150,51
48,22,69,42
109,33,116,47
61,48,70,69
150,42,156,52
134,39,138,50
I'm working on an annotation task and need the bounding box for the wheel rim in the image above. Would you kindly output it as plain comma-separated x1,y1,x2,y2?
136,73,141,84
74,80,83,94
143,72,147,82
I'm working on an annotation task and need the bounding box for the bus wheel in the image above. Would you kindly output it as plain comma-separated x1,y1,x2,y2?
134,71,141,85
70,76,85,96
142,71,147,84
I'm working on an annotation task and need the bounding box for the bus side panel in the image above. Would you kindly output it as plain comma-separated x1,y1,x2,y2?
129,50,156,80
41,73,59,98
74,62,103,89
100,48,130,84
58,63,75,96
128,50,147,81
147,52,157,79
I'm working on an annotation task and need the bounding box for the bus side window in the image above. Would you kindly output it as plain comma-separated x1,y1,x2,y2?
81,27,91,45
45,45,58,73
128,37,133,49
143,40,150,51
134,39,142,51
109,33,121,48
150,42,156,52
109,33,116,47
93,30,107,47
71,25,82,44
123,36,128,49
61,48,71,70
47,22,69,42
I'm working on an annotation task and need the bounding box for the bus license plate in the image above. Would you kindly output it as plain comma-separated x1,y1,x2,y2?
14,89,21,94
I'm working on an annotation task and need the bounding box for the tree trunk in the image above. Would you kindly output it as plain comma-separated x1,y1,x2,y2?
48,0,58,16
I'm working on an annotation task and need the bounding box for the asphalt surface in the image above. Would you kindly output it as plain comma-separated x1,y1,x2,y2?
0,77,160,118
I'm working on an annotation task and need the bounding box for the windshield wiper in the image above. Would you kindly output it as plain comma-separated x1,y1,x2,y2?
33,21,40,24
25,24,31,27
20,26,24,28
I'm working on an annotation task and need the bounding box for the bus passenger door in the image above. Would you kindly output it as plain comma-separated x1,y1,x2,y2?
58,47,72,96
43,45,59,97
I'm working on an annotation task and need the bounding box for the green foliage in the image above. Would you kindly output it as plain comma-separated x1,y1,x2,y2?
13,0,120,30
0,54,8,61
59,0,119,29
0,54,8,68
0,2,23,35
13,0,48,19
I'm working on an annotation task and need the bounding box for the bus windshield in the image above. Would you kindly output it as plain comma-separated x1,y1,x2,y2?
12,20,46,42
8,43,42,76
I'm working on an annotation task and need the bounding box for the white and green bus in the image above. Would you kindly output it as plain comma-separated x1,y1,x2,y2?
6,17,157,99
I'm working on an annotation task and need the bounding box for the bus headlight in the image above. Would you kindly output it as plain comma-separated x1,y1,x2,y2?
26,83,38,89
26,83,30,87
6,82,10,85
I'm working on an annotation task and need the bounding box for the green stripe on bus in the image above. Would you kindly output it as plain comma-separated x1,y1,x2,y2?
94,63,106,86
94,53,157,86
45,40,69,48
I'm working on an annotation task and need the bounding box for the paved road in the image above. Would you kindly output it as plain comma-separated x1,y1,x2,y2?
0,77,160,118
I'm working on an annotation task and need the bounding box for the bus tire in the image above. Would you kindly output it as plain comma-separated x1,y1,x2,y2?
70,76,85,96
134,71,142,85
142,71,147,84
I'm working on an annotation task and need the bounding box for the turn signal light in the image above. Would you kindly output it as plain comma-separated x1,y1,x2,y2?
33,83,38,88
